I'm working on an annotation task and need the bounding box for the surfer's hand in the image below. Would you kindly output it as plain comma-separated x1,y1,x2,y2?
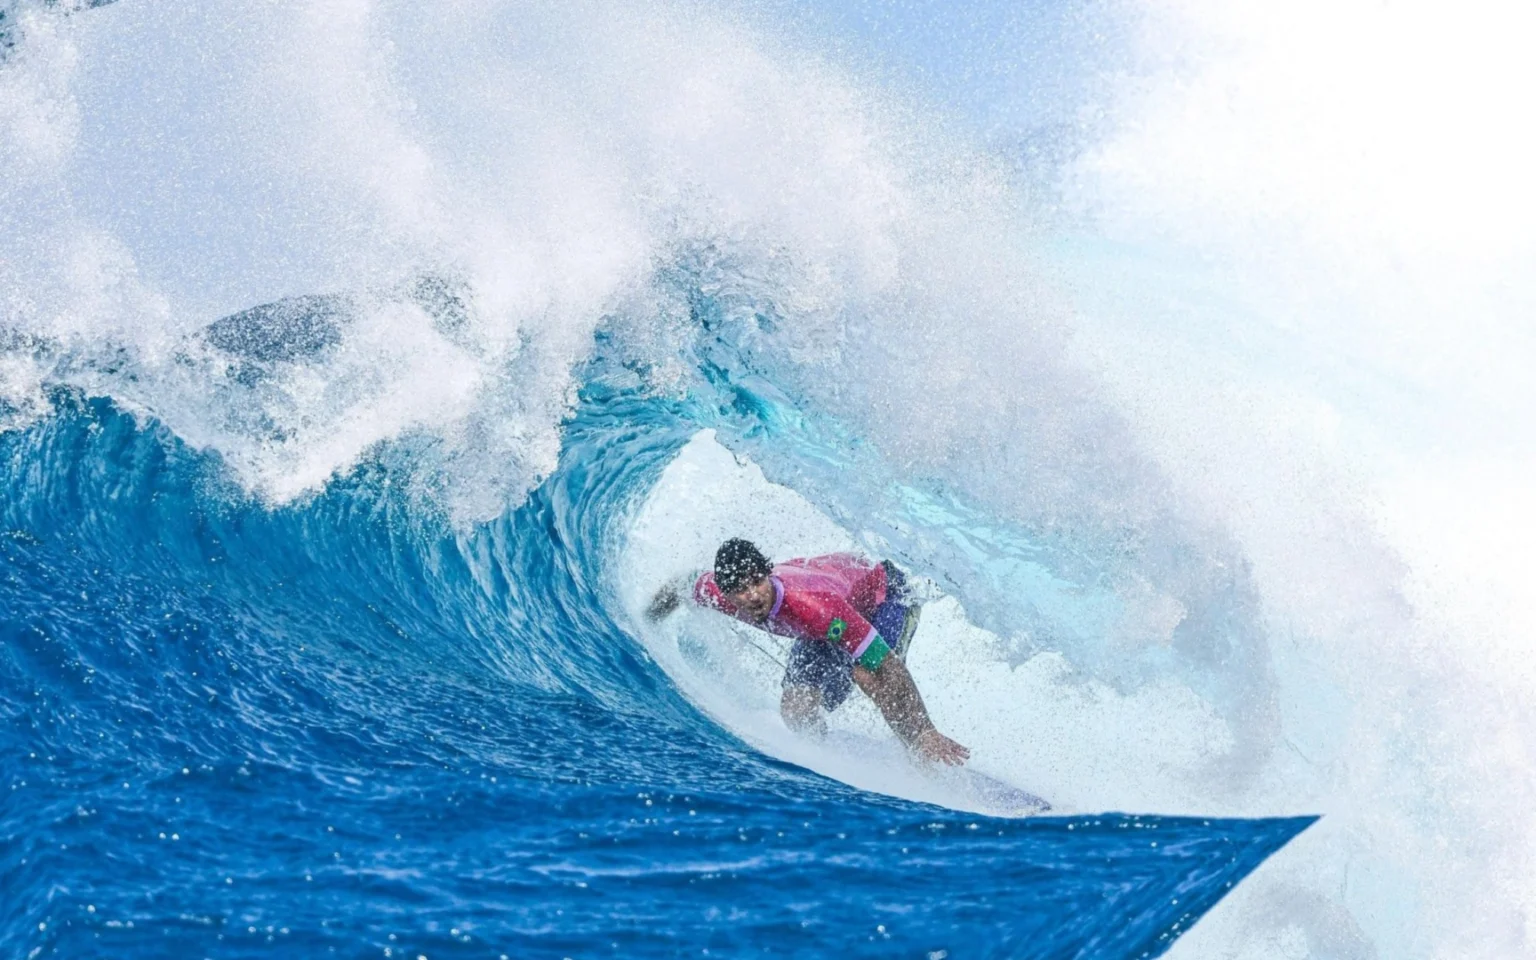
915,728,970,766
646,585,680,623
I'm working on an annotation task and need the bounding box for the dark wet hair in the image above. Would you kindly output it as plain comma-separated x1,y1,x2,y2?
714,539,772,594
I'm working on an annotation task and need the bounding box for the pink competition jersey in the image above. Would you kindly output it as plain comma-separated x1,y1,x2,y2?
693,553,889,658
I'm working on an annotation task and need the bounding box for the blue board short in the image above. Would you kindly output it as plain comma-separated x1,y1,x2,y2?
784,561,916,711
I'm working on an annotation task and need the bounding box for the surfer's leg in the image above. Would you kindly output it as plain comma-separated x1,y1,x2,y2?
784,638,854,712
780,684,825,735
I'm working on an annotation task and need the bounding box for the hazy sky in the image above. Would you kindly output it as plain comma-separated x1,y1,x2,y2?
751,0,1123,145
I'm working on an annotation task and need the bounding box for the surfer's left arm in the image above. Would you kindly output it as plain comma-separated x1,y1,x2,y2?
853,654,970,766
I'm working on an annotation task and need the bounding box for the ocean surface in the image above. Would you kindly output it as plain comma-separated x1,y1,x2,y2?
2,1,1532,958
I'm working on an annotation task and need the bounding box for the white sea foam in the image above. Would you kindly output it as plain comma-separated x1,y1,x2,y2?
1063,2,1536,956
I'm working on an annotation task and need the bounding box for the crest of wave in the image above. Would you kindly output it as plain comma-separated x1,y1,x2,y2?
0,0,1111,528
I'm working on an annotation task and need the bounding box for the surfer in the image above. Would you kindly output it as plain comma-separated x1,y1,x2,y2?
647,539,971,766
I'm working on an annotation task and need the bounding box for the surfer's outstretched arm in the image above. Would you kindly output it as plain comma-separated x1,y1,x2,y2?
646,585,680,622
853,657,970,766
646,573,700,623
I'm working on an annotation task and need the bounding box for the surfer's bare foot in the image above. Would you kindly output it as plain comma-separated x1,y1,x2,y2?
915,728,970,766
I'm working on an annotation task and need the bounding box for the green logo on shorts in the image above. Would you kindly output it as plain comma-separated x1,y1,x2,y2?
826,618,846,641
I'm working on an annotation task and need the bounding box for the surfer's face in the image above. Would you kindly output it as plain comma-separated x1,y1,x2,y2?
726,576,775,621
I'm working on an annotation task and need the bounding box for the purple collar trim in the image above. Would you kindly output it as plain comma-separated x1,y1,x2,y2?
768,576,785,619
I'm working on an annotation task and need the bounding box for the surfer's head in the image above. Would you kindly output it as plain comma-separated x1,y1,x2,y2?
715,538,774,620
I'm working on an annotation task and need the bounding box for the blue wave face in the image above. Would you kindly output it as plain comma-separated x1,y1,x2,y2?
0,305,1310,957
